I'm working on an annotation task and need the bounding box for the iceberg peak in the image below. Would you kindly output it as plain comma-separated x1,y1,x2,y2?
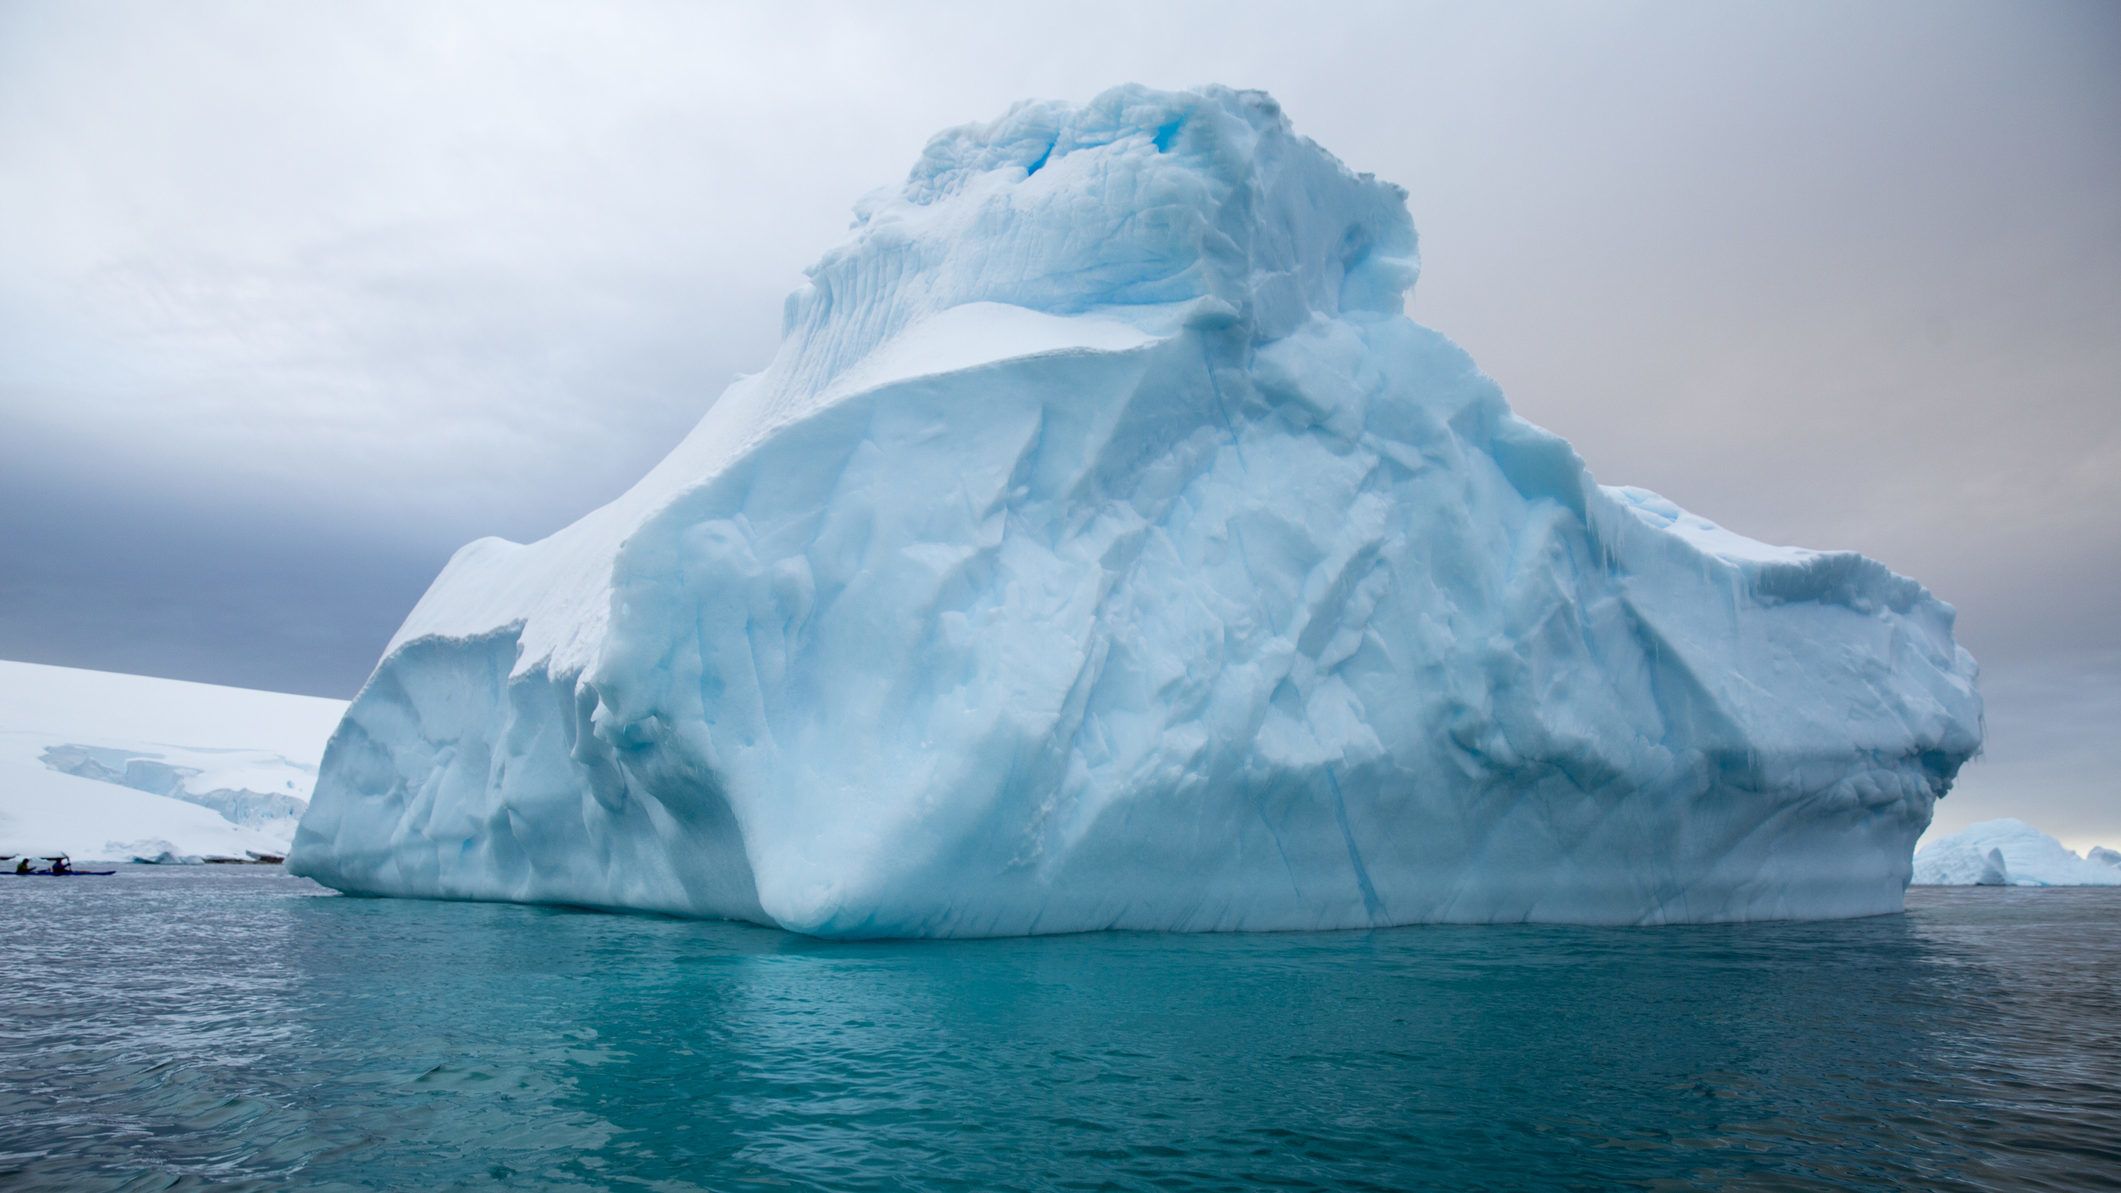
781,85,1418,401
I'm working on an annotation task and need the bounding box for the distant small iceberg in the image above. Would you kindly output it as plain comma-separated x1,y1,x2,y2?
126,844,286,866
127,843,205,866
1913,819,2121,887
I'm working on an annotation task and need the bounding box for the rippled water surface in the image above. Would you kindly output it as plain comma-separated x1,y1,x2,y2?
3,870,2117,1191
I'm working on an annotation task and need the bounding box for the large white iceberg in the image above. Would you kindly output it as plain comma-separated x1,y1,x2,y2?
290,85,1982,935
1913,819,2121,887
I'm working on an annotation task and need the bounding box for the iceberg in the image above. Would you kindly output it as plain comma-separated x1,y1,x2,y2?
1913,819,2121,887
290,85,1982,935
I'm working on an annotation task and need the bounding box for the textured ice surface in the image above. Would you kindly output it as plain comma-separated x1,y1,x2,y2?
1913,820,2121,887
291,85,1982,935
1978,849,2010,886
0,660,346,859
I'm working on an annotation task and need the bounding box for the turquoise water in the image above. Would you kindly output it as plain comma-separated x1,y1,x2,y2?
3,869,2116,1191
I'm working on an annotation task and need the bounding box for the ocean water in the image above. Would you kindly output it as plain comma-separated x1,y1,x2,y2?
2,869,2116,1191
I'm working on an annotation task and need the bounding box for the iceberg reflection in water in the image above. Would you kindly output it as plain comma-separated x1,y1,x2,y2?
1,870,2113,1190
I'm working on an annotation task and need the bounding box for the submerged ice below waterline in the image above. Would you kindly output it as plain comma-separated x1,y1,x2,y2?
1,870,2114,1191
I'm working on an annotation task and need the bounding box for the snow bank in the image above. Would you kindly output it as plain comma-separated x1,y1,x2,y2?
1913,819,2121,887
0,660,346,860
0,763,289,863
291,85,1982,935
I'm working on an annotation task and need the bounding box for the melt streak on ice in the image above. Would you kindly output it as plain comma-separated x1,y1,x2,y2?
290,86,1982,936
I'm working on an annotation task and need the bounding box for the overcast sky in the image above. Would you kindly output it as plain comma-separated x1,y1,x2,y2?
2,0,2115,846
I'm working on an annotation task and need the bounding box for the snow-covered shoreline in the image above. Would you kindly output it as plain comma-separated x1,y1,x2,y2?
0,660,345,863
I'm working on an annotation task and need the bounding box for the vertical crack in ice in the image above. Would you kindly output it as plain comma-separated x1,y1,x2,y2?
1325,764,1384,924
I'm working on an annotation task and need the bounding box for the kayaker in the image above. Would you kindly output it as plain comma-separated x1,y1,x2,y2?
12,857,26,875
49,856,69,875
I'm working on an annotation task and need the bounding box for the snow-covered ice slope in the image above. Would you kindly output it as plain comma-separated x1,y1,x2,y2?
1913,820,2121,887
291,86,1982,935
0,660,347,859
